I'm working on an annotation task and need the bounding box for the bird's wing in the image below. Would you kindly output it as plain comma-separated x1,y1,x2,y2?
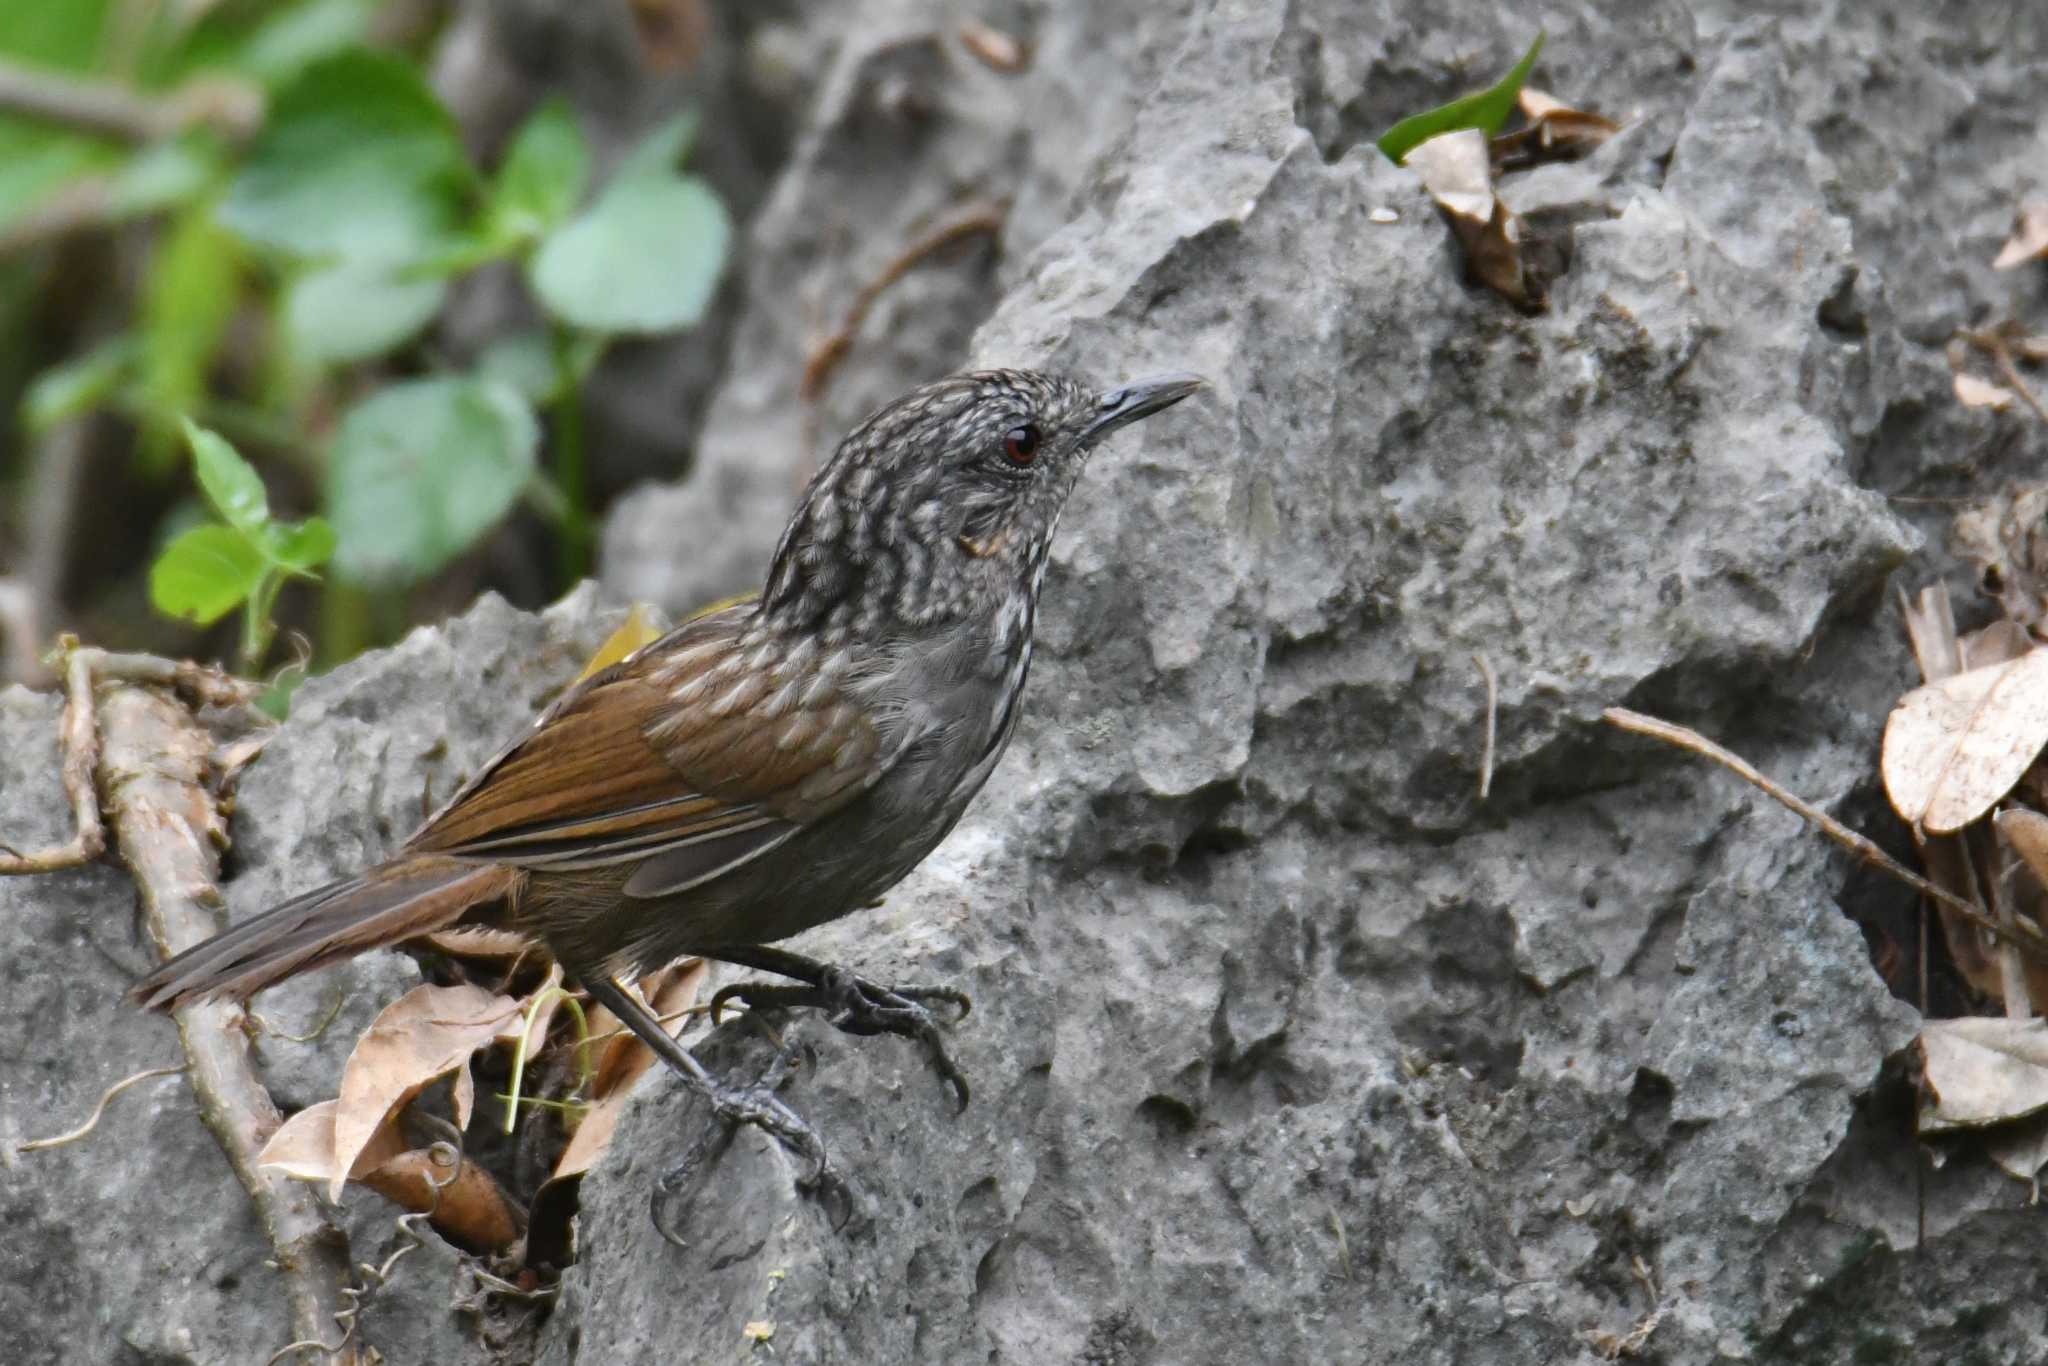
408,608,888,898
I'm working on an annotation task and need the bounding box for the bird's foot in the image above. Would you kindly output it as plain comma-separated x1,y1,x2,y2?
711,968,972,1109
651,1043,851,1246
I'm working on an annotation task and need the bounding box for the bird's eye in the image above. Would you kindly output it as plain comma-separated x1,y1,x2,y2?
1002,423,1041,466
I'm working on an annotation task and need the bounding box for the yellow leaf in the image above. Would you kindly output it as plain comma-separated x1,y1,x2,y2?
575,603,667,683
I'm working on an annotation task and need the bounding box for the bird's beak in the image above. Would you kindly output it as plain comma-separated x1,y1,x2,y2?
1082,372,1206,444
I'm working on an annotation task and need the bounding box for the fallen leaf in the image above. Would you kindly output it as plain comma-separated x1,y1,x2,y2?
1993,199,2048,271
361,1147,524,1251
256,1098,405,1186
1985,1109,2048,1195
1406,129,1541,309
1900,582,1963,683
554,961,708,1180
1493,86,1620,171
1921,1017,2048,1131
1962,620,2037,671
1882,649,2048,834
1955,372,2017,411
329,982,523,1201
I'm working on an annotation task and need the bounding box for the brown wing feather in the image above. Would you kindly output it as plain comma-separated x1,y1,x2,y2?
406,607,883,883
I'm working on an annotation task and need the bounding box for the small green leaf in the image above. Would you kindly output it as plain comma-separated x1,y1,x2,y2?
284,259,446,365
1377,32,1545,165
183,419,270,536
218,49,471,265
108,135,222,217
474,330,561,404
488,99,590,246
530,175,729,334
265,516,337,574
151,524,268,625
22,337,137,435
327,377,540,586
234,0,377,86
613,112,700,183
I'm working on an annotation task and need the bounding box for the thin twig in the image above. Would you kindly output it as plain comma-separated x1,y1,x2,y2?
17,1064,185,1152
0,644,104,874
1602,707,2048,963
799,200,1008,402
1473,653,1498,800
1960,327,2048,429
0,56,261,143
103,684,360,1363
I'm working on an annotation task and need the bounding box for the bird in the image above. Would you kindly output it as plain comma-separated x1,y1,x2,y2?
132,366,1204,1188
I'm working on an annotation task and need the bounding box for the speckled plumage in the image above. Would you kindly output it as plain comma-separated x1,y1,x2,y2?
132,365,1202,1077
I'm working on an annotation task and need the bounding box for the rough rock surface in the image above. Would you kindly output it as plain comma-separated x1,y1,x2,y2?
5,1,2048,1364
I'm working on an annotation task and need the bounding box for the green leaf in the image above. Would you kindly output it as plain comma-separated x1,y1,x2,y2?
234,0,376,86
284,259,446,365
530,175,729,334
218,49,471,265
22,336,136,434
327,377,540,586
613,111,699,183
108,134,222,218
183,419,270,536
1377,32,1545,165
150,524,268,625
265,516,337,574
488,99,590,246
140,207,241,461
475,330,561,404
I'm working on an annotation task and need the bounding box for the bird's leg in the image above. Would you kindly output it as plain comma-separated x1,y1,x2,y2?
579,974,842,1223
706,944,972,1109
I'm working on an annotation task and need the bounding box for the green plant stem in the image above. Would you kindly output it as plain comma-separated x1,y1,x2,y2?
318,579,370,668
550,324,590,586
240,570,282,669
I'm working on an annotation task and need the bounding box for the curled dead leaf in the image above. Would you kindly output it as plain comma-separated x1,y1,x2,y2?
329,982,522,1201
1406,129,1541,309
361,1147,524,1252
1493,86,1620,172
256,1098,405,1186
556,960,708,1180
1882,649,2048,834
1921,1017,2048,1132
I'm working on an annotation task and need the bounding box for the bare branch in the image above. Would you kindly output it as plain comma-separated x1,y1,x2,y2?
0,645,105,874
0,57,261,143
101,684,361,1362
1603,706,2048,964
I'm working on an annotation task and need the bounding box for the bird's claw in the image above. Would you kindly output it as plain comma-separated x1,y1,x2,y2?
709,968,972,1110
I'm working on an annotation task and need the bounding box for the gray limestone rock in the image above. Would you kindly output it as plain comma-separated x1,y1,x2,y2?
7,1,2048,1363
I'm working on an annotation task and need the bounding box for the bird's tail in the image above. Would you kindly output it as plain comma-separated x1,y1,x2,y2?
130,856,520,1012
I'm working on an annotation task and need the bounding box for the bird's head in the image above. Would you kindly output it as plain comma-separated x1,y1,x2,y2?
763,368,1203,634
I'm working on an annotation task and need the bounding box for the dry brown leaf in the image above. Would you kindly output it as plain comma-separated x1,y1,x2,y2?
329,983,522,1201
554,961,708,1180
1962,621,2037,671
256,1098,406,1186
1407,129,1540,309
1955,372,2017,411
1984,1109,2048,1194
1494,87,1620,171
360,1148,524,1251
1882,649,2048,834
1921,1017,2048,1131
1900,582,1963,684
1993,199,2048,271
